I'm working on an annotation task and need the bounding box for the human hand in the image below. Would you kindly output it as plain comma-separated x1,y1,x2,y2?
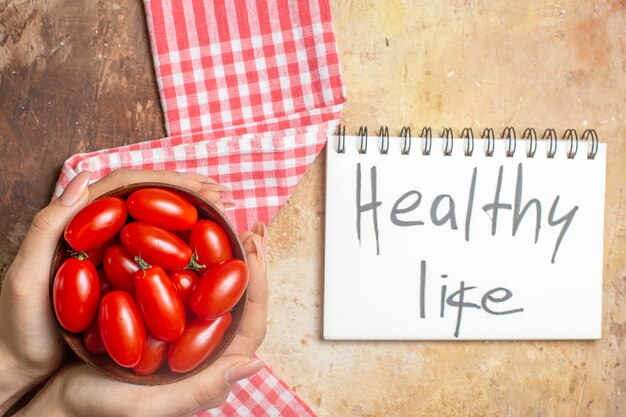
15,225,268,417
0,169,234,413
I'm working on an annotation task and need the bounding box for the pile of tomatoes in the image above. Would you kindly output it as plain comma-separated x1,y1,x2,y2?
52,187,248,375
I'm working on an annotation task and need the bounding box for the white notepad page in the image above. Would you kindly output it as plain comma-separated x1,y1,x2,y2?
323,135,606,340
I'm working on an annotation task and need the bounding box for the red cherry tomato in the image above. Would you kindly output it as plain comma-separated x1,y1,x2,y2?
169,270,199,304
82,319,107,355
189,220,233,268
168,313,232,373
133,336,168,376
99,291,146,368
126,188,198,231
53,257,100,333
103,245,138,294
97,269,113,295
134,265,186,342
120,222,192,271
189,260,248,320
64,197,127,252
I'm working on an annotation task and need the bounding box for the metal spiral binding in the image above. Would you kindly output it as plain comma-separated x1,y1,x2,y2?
461,128,474,156
420,127,431,155
379,126,390,154
482,128,495,157
441,128,453,156
582,129,598,159
334,125,599,159
523,128,538,158
336,124,346,153
358,126,368,154
400,126,412,155
543,128,557,158
502,127,516,157
563,129,578,159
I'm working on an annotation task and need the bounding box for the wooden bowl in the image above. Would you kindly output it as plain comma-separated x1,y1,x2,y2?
49,182,247,385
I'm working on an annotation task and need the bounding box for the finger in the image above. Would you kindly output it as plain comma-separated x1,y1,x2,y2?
238,230,254,244
178,171,219,185
220,200,236,209
149,354,264,416
199,183,233,207
242,225,268,305
60,357,263,417
58,363,141,417
87,169,233,216
251,221,268,252
86,169,226,205
9,171,91,283
224,225,268,357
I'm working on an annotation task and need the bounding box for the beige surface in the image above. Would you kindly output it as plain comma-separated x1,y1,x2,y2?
261,1,626,416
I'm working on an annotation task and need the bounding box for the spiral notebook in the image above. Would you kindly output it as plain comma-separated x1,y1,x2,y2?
323,126,606,340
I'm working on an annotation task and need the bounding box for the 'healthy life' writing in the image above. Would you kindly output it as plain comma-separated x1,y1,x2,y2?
418,259,524,338
355,162,578,264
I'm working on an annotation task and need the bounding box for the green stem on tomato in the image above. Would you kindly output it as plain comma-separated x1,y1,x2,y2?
66,250,89,261
134,256,152,270
185,253,205,271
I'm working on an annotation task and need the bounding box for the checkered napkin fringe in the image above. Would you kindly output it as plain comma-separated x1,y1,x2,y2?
54,0,346,416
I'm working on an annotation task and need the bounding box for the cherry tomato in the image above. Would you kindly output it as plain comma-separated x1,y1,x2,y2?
126,188,198,231
189,220,233,268
99,291,146,368
120,222,192,271
82,319,107,355
189,260,248,320
133,336,168,376
53,257,100,333
134,265,186,342
64,197,127,252
168,313,232,373
103,245,138,294
97,269,113,295
169,270,199,304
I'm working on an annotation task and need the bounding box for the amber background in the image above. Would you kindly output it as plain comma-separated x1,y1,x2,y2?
1,1,625,416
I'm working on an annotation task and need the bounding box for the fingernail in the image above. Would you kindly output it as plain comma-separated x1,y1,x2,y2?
225,359,265,385
201,183,232,193
221,200,236,208
252,222,268,253
180,171,218,184
251,235,266,272
58,171,90,206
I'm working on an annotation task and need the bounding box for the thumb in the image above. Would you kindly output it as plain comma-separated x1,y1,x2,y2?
159,354,265,414
14,171,91,272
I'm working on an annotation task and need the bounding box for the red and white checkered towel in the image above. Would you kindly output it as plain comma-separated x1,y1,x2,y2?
54,0,346,415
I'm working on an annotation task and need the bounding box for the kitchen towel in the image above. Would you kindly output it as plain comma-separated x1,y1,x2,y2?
54,0,346,415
